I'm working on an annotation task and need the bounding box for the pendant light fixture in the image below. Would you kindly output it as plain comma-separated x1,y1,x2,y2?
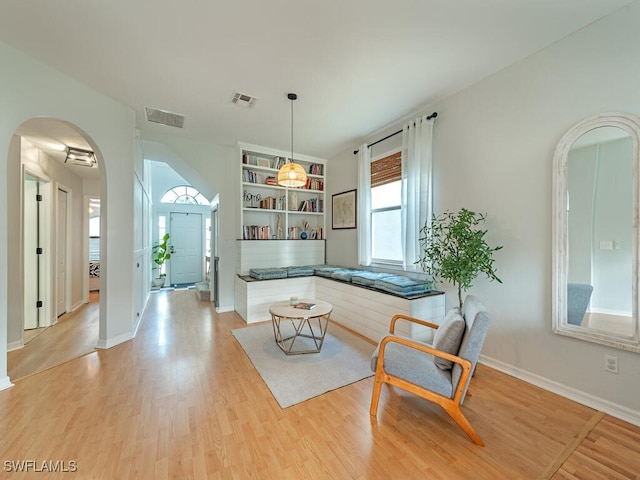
277,93,307,187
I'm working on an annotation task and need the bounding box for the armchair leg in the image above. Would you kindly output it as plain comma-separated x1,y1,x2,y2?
444,404,484,446
370,373,384,416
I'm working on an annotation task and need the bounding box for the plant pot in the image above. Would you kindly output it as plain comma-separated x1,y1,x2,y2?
152,277,166,289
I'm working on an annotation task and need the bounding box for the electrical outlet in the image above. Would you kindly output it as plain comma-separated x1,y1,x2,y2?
605,354,619,374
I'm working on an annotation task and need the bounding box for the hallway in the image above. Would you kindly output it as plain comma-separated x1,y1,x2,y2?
7,292,99,380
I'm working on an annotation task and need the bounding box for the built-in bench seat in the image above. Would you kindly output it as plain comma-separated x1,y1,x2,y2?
236,266,444,343
248,265,433,298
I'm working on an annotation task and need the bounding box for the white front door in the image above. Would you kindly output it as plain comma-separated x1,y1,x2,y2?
170,212,202,285
56,188,67,317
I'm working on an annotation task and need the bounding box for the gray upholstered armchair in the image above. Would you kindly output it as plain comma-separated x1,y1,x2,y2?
370,295,490,445
567,283,593,326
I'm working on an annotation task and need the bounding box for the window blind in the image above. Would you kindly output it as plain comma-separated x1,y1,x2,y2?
371,151,401,188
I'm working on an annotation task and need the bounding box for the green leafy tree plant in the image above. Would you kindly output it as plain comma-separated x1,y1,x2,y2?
416,208,502,309
152,233,171,281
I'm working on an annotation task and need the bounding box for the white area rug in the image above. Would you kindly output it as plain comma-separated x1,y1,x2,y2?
232,322,376,408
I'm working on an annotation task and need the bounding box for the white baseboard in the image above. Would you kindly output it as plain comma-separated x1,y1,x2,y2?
96,331,133,349
216,305,234,313
70,300,84,312
480,354,640,427
0,376,14,392
132,293,150,339
7,340,24,352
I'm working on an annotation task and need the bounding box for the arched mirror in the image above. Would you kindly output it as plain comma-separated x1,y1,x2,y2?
553,112,640,352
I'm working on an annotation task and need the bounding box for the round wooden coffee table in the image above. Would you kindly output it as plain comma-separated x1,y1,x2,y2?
269,300,333,355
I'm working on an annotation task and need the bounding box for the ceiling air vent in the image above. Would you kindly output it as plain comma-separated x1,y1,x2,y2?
144,107,185,128
231,92,257,107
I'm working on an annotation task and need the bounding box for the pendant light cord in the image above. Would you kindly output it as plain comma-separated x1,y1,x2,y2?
289,93,296,163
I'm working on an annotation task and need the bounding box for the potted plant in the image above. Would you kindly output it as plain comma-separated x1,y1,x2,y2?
416,208,502,309
152,233,171,288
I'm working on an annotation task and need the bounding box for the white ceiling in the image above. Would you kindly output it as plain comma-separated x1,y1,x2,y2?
0,0,632,159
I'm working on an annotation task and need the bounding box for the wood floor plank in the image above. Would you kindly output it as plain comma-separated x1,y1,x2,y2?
0,289,638,479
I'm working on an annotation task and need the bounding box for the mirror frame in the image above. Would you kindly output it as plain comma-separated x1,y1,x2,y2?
552,112,640,352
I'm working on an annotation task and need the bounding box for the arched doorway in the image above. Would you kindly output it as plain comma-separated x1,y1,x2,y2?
6,117,104,379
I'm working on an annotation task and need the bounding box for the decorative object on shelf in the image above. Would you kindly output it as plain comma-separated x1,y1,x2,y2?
289,191,297,211
243,191,262,208
290,296,299,306
277,93,308,187
276,214,284,240
332,189,357,229
416,208,503,309
301,220,309,239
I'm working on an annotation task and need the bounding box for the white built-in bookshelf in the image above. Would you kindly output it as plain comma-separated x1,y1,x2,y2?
238,142,327,241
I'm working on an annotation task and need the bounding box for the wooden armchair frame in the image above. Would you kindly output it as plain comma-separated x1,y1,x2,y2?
370,314,483,446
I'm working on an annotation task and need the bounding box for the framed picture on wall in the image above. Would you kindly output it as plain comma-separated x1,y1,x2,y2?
332,189,357,229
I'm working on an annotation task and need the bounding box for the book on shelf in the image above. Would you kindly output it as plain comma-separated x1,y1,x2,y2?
297,198,323,213
272,156,286,169
243,170,267,184
243,225,272,240
308,164,323,175
294,302,316,310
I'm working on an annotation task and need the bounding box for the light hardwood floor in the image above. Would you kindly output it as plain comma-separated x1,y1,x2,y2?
7,292,99,380
1,289,638,479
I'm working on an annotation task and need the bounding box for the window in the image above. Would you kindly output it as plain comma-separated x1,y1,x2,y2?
357,115,434,270
89,216,100,262
160,185,209,205
371,151,402,263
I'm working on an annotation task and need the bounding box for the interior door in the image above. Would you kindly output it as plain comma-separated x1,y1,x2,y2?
23,174,43,329
170,212,202,285
56,188,67,317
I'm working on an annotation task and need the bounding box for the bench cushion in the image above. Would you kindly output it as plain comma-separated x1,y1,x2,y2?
313,265,342,278
330,268,363,282
351,271,395,287
286,266,315,277
249,267,287,280
374,275,431,296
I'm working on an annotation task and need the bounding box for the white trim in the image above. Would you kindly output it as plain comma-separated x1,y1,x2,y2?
95,331,133,349
0,376,14,392
70,299,84,312
216,305,234,313
7,340,24,352
480,354,640,427
55,182,73,318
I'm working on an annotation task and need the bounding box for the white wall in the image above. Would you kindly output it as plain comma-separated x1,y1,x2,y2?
326,2,640,419
0,39,138,387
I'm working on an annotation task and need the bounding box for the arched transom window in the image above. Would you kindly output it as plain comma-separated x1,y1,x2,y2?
160,185,209,205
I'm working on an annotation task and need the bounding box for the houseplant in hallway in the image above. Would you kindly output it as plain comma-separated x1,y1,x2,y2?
152,233,171,288
416,208,502,309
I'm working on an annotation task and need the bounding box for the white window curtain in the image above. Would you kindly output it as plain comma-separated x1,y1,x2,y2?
357,144,372,266
401,115,434,271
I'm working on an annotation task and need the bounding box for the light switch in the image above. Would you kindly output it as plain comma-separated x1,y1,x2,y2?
599,240,613,250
